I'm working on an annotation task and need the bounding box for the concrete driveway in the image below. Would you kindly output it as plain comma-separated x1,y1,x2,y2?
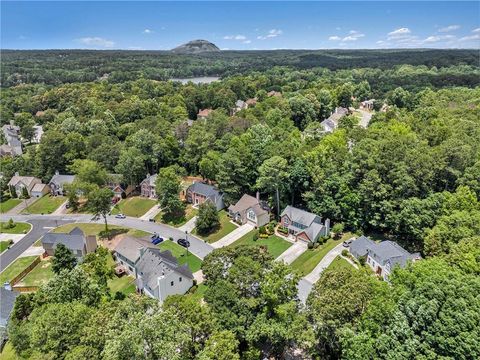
358,109,373,128
178,216,197,233
211,223,254,249
303,242,345,283
139,204,162,221
276,241,308,264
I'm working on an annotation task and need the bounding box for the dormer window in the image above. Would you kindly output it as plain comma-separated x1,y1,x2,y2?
179,277,182,282
170,281,174,286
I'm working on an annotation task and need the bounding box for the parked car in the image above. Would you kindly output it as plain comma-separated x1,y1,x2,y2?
343,239,353,247
177,238,190,248
152,237,164,245
115,213,126,219
149,218,156,222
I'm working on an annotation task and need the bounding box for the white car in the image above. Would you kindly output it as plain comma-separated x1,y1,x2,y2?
115,213,126,219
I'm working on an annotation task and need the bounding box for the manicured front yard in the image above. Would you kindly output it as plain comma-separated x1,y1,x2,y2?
0,221,31,234
0,198,21,213
291,234,351,276
193,210,237,243
53,223,149,238
0,240,13,253
111,196,157,217
155,203,198,227
230,231,292,258
0,256,38,284
22,195,66,214
108,275,136,295
158,240,202,272
18,259,53,287
327,256,354,271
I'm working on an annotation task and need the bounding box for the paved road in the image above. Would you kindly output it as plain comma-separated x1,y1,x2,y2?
297,278,313,304
0,217,72,272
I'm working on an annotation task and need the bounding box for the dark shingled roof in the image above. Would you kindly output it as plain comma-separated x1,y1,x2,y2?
0,288,19,328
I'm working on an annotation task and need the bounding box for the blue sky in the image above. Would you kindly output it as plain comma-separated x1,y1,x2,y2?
2,1,479,50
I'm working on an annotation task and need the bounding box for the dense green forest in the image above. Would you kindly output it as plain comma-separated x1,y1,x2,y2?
1,49,479,86
1,51,479,359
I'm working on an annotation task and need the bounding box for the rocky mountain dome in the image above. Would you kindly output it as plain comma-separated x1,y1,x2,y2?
171,40,220,54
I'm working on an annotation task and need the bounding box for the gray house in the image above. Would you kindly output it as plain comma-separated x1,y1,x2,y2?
280,205,330,243
136,248,194,303
0,285,19,349
320,107,349,133
1,121,22,156
49,170,76,196
350,236,421,280
113,237,194,302
40,227,97,258
186,182,225,211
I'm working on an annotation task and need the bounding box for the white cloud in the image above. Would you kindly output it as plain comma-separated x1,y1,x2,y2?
459,34,480,42
257,29,282,40
328,36,341,41
423,35,455,43
224,34,247,40
76,37,114,48
438,25,460,32
472,28,480,33
242,40,251,44
388,27,411,38
143,29,153,34
328,30,364,42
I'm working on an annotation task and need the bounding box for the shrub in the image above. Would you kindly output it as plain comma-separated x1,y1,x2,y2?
192,279,197,287
278,226,288,235
341,249,349,257
307,242,314,249
259,234,269,239
6,218,15,229
253,230,259,241
114,291,126,300
258,226,266,235
359,257,366,266
169,237,174,241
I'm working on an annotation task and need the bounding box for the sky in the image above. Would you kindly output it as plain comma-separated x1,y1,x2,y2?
1,1,479,50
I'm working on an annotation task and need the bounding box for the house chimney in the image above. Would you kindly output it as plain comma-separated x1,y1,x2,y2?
256,191,260,201
3,281,12,291
9,120,15,127
55,170,59,176
14,171,19,177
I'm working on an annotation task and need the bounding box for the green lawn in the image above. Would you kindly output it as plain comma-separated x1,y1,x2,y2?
22,195,66,214
193,210,237,243
18,259,53,287
0,221,31,234
0,240,13,253
111,196,157,217
0,256,38,284
155,203,198,227
52,223,149,238
327,256,354,271
108,275,136,295
0,198,21,213
291,234,351,276
230,231,292,258
187,283,208,302
158,240,202,272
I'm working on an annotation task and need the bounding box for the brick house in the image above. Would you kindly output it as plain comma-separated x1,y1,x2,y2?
186,182,225,210
140,174,157,198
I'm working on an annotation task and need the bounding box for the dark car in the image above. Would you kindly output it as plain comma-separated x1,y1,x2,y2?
149,218,156,222
177,238,190,248
343,239,353,247
152,237,164,245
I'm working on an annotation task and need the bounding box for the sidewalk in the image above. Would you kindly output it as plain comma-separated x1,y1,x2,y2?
178,216,197,233
6,198,37,215
211,223,254,249
139,205,162,221
276,241,308,264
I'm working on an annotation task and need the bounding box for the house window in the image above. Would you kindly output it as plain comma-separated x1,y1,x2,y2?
283,218,289,226
247,210,256,221
129,266,133,272
170,281,174,286
179,277,182,282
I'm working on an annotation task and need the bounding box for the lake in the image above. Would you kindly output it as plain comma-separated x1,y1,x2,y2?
170,76,220,84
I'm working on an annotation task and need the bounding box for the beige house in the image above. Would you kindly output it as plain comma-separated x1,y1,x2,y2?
31,183,50,198
228,193,270,227
8,173,42,197
40,227,97,258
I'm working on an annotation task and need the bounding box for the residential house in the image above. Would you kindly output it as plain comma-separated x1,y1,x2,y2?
231,100,247,115
49,170,76,196
113,236,158,275
1,121,22,156
350,236,421,280
320,107,349,133
186,182,225,210
107,174,134,199
136,248,194,302
32,125,44,143
280,205,330,243
360,99,375,111
140,173,157,198
228,193,270,227
40,227,97,258
267,90,282,97
31,183,49,198
0,285,19,349
197,108,213,120
8,173,42,197
112,236,194,302
246,98,257,107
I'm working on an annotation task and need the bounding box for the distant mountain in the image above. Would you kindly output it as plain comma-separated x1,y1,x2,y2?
171,40,220,54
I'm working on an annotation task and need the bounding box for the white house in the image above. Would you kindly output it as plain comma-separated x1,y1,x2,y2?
48,170,76,196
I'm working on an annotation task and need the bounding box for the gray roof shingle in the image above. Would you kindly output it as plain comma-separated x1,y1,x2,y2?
0,288,19,328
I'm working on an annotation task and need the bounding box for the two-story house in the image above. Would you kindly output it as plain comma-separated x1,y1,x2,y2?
280,205,330,243
140,173,157,198
113,236,158,275
350,236,421,280
186,182,225,210
48,170,76,196
228,193,270,227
